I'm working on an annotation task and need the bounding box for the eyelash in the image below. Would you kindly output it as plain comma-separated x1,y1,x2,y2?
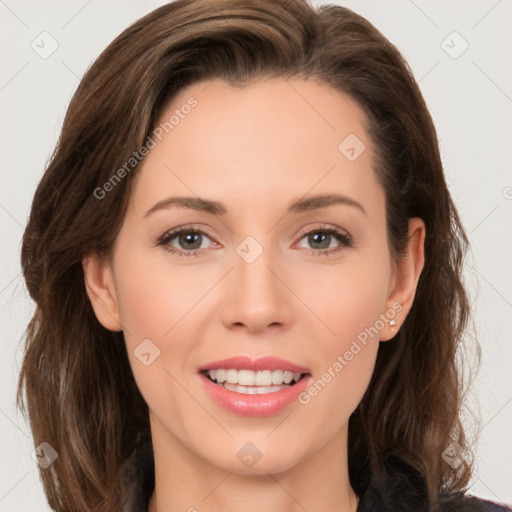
155,224,353,258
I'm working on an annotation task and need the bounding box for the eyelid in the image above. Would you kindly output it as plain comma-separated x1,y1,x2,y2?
295,222,351,240
156,224,216,242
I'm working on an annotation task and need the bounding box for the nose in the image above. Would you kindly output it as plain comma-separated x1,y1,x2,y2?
220,241,294,336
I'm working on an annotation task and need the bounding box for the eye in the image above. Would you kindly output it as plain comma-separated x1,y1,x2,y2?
156,224,353,258
156,226,218,257
295,225,353,257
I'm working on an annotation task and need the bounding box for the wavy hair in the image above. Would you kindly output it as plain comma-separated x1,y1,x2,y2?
18,0,475,510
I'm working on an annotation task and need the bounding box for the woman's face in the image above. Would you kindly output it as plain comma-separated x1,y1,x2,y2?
85,77,424,474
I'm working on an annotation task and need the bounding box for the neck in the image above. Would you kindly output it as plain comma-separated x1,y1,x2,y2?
147,415,358,512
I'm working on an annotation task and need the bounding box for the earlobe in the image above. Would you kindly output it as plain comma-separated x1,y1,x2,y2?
380,217,426,342
82,254,123,332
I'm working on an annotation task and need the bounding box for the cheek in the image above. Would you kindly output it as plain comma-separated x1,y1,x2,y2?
292,251,390,415
295,250,391,348
111,242,218,406
111,247,199,427
113,246,206,344
296,278,384,435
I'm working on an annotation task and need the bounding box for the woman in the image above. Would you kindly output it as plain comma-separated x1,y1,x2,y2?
17,0,511,511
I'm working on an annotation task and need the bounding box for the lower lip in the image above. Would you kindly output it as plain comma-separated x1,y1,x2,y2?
199,373,311,417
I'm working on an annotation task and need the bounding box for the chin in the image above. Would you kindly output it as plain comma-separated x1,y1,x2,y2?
196,439,304,476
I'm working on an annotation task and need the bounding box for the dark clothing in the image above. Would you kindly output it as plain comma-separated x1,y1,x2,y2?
120,443,511,512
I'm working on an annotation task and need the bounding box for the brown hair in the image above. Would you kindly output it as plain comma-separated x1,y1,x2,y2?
18,0,475,510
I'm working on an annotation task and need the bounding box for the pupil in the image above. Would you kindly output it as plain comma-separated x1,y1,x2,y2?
310,232,329,249
180,233,201,250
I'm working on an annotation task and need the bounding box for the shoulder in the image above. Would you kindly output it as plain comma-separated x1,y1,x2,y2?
359,481,511,512
438,493,512,512
355,455,511,512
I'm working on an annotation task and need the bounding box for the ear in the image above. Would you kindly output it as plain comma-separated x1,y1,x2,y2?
82,253,123,332
380,217,426,341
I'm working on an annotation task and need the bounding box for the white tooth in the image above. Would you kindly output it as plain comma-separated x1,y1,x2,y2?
216,369,227,383
256,385,283,394
224,382,238,392
271,370,284,385
220,381,291,394
283,371,293,384
209,368,303,387
255,370,272,386
238,369,255,386
226,369,238,384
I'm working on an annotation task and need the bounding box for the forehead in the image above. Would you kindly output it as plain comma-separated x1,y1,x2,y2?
130,77,382,219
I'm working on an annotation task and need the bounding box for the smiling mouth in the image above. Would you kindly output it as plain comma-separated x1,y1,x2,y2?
201,369,309,395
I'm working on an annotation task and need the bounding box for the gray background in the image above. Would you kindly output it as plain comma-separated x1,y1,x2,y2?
1,0,511,509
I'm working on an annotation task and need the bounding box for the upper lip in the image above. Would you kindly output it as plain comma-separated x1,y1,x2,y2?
198,356,310,374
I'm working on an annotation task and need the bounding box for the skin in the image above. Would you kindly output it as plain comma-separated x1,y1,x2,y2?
83,77,425,512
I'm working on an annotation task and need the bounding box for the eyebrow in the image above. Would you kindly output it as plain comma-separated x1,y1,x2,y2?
144,193,366,218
